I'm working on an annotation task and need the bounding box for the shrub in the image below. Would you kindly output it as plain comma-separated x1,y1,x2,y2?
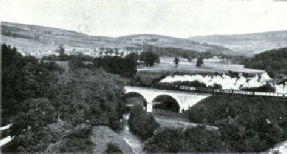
128,104,160,140
58,124,93,152
144,126,225,152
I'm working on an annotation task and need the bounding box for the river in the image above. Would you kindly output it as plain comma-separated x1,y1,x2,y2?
119,113,144,153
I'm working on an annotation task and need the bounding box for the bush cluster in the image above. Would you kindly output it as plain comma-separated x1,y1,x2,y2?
58,124,93,152
128,104,160,140
144,126,225,152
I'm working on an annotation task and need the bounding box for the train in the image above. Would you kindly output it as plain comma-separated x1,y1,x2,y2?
175,85,287,98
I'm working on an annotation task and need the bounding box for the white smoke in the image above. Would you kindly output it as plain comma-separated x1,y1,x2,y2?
160,72,287,94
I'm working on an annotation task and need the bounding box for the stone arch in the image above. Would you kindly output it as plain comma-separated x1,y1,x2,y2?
152,94,180,112
124,86,211,113
124,92,147,107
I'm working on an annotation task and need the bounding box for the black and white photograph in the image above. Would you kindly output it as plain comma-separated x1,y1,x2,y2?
1,0,287,153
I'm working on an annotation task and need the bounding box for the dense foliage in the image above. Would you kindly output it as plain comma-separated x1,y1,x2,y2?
2,44,62,125
185,95,287,152
43,48,137,78
93,56,137,77
242,47,287,79
139,51,159,67
128,104,160,140
43,52,93,62
144,126,225,152
141,45,228,59
57,124,93,152
2,44,128,152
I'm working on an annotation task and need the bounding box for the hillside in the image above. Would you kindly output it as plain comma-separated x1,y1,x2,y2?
118,34,232,53
190,31,287,56
0,22,135,53
1,22,232,56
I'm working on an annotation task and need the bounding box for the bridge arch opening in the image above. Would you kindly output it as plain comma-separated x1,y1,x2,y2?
152,95,180,113
124,92,147,108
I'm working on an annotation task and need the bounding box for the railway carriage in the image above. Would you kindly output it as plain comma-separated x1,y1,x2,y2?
178,85,286,98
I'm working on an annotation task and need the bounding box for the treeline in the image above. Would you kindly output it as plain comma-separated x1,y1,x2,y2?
42,48,138,78
69,53,137,78
242,47,287,79
2,44,129,152
141,45,225,60
43,49,160,77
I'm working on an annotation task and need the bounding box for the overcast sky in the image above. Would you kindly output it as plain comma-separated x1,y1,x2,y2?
1,0,287,38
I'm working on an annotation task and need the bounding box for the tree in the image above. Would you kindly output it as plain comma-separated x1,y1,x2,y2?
2,44,61,124
93,55,137,77
174,58,179,68
196,57,204,67
114,48,119,56
125,52,138,63
144,126,225,152
128,104,160,140
139,52,159,67
69,54,85,70
57,44,68,61
2,43,130,152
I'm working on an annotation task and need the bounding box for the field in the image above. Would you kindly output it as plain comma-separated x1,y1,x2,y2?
138,57,265,74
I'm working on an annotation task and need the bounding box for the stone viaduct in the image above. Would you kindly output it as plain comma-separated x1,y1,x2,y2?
124,86,211,113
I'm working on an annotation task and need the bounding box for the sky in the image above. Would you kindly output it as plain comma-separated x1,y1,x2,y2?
1,0,287,38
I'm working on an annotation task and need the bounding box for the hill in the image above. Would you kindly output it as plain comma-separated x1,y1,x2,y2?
1,22,134,53
189,31,287,56
118,34,232,53
1,22,232,56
